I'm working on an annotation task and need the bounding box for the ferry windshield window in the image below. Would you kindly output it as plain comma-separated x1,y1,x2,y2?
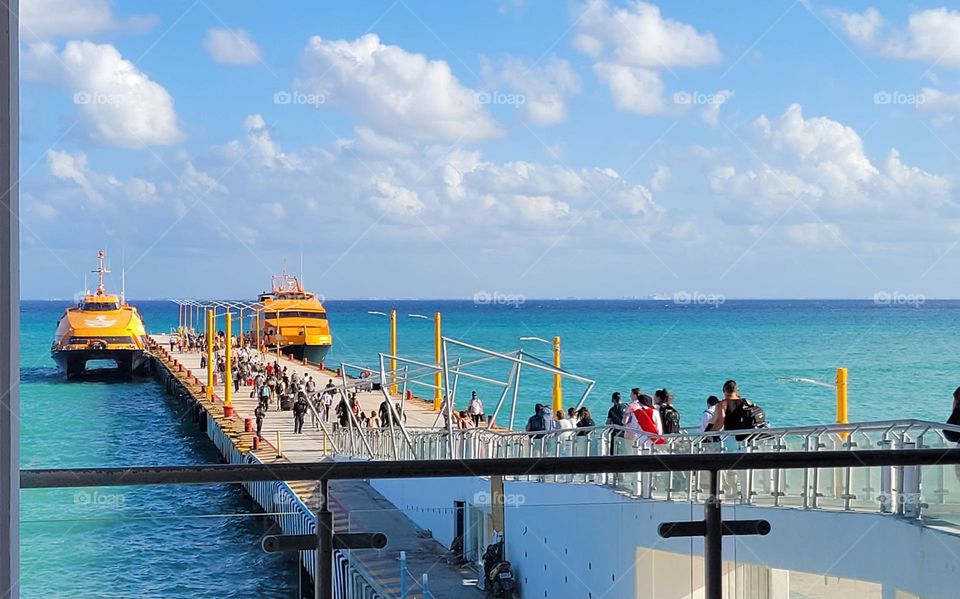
267,311,328,319
81,302,119,311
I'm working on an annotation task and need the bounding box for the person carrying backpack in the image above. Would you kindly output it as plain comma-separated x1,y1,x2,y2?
293,394,308,434
655,389,681,434
258,383,271,412
706,379,768,442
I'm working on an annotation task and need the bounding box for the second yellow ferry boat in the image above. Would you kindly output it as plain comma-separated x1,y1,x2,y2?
256,271,332,364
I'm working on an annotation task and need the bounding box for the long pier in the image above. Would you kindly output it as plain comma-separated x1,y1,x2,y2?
149,334,481,599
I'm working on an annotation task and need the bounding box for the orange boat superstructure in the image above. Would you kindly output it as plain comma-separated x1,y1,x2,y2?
51,250,148,378
256,272,332,364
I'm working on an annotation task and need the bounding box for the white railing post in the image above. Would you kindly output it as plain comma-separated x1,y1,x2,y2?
900,441,922,518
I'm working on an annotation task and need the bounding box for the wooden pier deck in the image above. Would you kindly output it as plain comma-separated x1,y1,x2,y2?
150,334,481,599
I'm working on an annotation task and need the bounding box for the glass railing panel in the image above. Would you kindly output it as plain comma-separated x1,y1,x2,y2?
777,434,809,507
847,466,883,511
920,462,960,527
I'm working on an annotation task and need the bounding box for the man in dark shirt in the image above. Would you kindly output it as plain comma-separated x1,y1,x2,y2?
293,395,308,434
606,392,627,454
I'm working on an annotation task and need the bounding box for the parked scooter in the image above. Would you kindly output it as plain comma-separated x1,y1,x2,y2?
482,535,515,598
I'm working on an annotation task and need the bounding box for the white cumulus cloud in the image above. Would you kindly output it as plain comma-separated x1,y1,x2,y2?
573,0,721,115
482,55,581,125
203,27,262,65
47,149,159,206
20,0,156,41
834,6,960,67
295,34,502,142
25,41,184,148
708,104,953,225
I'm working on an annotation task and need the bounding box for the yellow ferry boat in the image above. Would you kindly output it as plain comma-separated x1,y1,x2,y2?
51,250,148,378
256,272,332,365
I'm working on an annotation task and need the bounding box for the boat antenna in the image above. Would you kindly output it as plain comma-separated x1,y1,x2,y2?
300,249,304,289
93,249,110,295
121,248,126,305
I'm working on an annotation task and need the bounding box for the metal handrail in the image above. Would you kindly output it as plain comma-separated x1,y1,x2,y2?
325,418,960,525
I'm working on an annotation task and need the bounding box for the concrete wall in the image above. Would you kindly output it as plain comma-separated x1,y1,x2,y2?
371,476,960,599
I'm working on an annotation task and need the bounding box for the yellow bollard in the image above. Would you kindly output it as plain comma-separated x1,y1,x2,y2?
433,311,443,411
276,430,283,458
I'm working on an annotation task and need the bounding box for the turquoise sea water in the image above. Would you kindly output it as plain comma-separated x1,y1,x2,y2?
19,299,960,597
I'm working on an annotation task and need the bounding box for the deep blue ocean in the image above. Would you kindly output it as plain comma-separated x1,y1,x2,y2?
19,299,960,597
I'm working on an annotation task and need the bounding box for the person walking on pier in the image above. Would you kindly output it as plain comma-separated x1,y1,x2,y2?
379,397,393,428
468,391,484,427
336,396,351,428
293,394,308,434
254,403,266,439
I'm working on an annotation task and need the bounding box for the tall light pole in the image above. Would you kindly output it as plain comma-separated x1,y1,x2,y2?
777,368,849,424
520,335,563,415
369,310,398,394
410,312,443,411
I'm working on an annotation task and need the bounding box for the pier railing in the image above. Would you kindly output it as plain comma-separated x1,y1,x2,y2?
243,453,385,599
330,419,960,526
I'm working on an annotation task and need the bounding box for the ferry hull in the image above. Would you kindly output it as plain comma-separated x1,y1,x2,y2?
275,344,330,366
52,349,149,379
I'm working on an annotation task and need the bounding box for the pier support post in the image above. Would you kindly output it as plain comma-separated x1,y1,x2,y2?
0,4,19,596
315,479,334,599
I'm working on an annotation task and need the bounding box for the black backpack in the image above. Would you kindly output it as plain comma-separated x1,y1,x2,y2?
728,398,768,441
660,404,681,434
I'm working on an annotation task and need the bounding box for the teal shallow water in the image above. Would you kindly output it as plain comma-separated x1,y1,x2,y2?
19,299,960,596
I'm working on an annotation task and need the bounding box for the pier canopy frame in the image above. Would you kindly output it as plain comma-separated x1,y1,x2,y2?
170,299,262,341
357,336,596,458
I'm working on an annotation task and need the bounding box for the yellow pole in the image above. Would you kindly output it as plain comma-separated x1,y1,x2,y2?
552,335,562,415
224,312,234,418
836,367,848,425
433,311,442,411
255,308,260,355
206,309,214,400
390,309,397,395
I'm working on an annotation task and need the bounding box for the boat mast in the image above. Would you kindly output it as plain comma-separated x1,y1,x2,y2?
93,249,109,296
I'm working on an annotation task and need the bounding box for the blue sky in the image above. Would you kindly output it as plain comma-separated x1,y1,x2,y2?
18,0,960,299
